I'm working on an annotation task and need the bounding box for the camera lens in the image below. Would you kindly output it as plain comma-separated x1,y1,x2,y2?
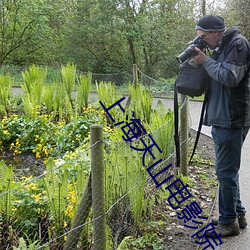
176,45,198,63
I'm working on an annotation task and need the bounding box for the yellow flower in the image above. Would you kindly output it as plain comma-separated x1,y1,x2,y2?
32,193,42,201
42,147,49,157
26,183,37,191
65,205,74,218
12,207,17,212
14,149,22,155
36,152,41,159
71,195,76,204
3,130,9,135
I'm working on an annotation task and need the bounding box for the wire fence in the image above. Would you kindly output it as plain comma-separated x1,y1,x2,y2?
0,64,175,97
0,66,196,249
0,118,177,249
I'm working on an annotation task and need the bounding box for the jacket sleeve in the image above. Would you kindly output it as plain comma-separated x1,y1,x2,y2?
203,38,250,88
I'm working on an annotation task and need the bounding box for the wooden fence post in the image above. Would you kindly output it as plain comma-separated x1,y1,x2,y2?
63,175,92,250
125,64,138,109
91,124,106,250
133,64,138,86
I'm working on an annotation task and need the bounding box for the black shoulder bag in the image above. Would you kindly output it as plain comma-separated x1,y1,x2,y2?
174,58,210,168
175,58,208,97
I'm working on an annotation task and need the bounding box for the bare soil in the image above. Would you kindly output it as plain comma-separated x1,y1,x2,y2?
160,130,218,250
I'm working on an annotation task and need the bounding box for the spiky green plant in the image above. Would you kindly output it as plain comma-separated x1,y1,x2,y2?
0,161,14,222
60,63,76,102
105,131,147,229
43,84,55,114
21,65,47,118
96,81,124,127
51,82,73,122
128,83,152,124
76,72,92,112
104,97,175,246
148,100,175,160
43,159,68,230
0,73,12,116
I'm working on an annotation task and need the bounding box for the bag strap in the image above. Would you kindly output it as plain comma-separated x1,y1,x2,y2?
189,91,208,164
174,79,180,168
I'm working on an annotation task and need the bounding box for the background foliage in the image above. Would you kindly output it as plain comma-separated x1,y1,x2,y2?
1,0,248,80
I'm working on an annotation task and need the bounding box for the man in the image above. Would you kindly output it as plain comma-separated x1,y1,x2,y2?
192,15,250,237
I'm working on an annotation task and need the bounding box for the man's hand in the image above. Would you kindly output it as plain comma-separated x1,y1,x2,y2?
192,47,207,64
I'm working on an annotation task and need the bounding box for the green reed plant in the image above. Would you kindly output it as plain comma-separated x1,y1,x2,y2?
0,73,12,117
105,130,148,228
0,161,14,222
43,159,69,234
104,123,177,248
42,157,91,248
96,81,124,127
51,82,74,122
128,84,152,124
148,100,175,161
53,83,65,121
61,63,76,103
51,63,77,122
43,84,55,114
21,65,47,118
104,97,175,238
76,72,92,113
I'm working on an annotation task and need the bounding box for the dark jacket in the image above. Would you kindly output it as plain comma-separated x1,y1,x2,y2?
203,26,250,128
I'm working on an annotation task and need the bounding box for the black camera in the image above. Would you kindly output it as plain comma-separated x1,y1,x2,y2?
176,36,208,63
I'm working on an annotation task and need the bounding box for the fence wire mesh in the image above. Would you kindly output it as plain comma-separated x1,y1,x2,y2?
0,66,191,249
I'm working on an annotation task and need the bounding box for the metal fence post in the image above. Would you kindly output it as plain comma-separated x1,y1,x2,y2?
180,94,189,176
91,124,106,250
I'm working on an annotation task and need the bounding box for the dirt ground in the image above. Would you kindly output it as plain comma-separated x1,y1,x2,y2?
160,130,218,250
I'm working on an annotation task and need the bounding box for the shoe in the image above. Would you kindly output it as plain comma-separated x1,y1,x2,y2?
238,214,247,228
211,214,247,229
206,222,240,238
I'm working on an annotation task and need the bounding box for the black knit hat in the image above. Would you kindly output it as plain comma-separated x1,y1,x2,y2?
195,15,225,32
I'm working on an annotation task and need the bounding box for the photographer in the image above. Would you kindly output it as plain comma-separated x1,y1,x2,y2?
192,15,250,237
